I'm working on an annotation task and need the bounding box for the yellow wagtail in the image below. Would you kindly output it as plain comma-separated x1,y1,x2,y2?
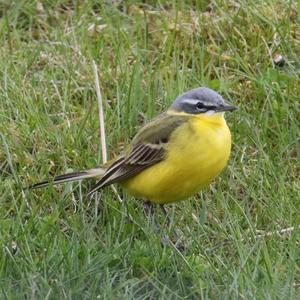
29,87,237,204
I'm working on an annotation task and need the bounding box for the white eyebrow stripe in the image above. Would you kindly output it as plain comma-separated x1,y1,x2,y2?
181,98,216,107
181,98,201,105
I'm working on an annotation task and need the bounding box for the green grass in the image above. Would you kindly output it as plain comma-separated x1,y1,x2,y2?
1,0,300,298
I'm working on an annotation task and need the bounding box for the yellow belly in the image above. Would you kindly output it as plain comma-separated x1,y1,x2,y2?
122,114,232,204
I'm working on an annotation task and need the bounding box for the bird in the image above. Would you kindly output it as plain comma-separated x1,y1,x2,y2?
28,87,237,205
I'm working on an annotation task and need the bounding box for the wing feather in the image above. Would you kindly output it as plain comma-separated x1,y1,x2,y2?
87,113,188,196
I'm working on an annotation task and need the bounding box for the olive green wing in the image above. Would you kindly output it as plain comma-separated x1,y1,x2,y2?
87,113,188,195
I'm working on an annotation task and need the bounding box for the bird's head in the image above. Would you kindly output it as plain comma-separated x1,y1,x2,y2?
169,87,237,118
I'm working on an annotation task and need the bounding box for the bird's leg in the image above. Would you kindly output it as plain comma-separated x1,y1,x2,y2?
143,200,162,234
143,202,180,248
143,202,172,229
159,204,185,251
160,204,172,228
143,201,165,229
143,200,155,218
158,204,172,247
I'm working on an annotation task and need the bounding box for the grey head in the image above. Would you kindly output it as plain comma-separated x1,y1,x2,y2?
170,87,237,114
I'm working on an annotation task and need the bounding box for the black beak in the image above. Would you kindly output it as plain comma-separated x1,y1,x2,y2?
217,104,238,112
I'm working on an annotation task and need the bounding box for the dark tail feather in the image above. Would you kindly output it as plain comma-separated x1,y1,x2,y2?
26,168,105,190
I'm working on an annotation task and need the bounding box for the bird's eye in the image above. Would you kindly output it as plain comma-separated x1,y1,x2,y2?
196,102,204,110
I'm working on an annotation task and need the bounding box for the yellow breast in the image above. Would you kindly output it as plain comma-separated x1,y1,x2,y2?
123,113,232,204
